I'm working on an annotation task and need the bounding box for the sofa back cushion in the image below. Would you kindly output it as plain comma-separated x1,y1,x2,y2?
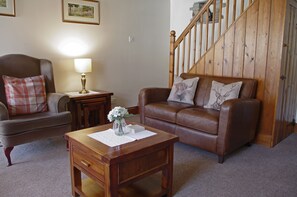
180,73,258,107
167,76,199,104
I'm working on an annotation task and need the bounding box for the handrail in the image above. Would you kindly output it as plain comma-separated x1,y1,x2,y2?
174,0,214,49
169,0,254,87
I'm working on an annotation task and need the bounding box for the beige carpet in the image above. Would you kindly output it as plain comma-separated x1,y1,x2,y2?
0,119,297,196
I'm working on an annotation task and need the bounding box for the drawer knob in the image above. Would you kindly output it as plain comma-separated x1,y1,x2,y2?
81,160,90,167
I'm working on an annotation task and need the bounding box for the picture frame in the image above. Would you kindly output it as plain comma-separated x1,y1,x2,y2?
62,0,100,25
0,0,15,17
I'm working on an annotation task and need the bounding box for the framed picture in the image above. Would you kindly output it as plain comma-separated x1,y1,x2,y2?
0,0,15,17
62,0,100,25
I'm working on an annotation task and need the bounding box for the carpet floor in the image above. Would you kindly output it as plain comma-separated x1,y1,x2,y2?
0,126,296,197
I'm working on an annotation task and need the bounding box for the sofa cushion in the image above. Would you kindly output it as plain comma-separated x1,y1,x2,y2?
167,76,199,104
145,101,192,123
0,111,72,135
180,73,258,107
204,80,242,110
2,75,48,116
176,107,220,135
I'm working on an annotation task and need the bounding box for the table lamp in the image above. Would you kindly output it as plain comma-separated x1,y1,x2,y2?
74,58,92,94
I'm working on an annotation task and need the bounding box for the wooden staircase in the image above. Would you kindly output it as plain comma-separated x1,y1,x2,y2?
169,0,255,86
169,0,297,147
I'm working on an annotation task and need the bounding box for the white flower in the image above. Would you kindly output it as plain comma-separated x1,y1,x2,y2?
107,106,129,122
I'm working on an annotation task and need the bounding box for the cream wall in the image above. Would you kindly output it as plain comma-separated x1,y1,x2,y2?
170,0,197,36
0,0,170,107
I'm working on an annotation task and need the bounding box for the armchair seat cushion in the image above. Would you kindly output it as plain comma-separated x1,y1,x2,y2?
145,101,192,123
0,111,71,136
177,107,219,135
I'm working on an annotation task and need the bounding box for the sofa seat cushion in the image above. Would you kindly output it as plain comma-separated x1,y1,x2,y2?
0,111,72,136
176,107,219,135
145,101,192,123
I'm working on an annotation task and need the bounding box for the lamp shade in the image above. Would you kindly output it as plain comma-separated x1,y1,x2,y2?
74,58,92,73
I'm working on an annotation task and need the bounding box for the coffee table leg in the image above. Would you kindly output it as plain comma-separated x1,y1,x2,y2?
71,166,81,197
162,145,174,197
105,164,119,197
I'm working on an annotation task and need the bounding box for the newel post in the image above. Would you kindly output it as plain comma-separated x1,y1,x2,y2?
169,30,176,87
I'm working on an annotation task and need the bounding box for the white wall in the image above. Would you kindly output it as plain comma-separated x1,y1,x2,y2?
0,0,170,107
170,0,198,36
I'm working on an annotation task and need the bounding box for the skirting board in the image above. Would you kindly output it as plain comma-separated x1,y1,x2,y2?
127,106,139,114
255,133,272,147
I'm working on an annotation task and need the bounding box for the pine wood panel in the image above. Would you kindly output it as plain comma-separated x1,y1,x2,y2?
196,56,206,74
267,0,287,146
205,48,214,75
189,65,197,74
214,37,225,76
223,25,235,76
243,1,259,78
233,13,247,77
254,0,271,135
254,0,271,89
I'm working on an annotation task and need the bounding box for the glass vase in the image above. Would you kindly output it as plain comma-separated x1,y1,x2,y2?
113,118,127,136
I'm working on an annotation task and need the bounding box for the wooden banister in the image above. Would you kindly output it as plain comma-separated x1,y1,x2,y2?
169,0,254,87
174,0,214,49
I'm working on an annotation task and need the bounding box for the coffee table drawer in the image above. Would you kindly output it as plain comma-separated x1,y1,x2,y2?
72,146,105,182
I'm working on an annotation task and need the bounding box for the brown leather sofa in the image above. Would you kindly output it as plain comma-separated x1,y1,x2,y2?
139,73,260,163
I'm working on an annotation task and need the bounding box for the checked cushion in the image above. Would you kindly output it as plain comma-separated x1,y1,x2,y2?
2,75,48,116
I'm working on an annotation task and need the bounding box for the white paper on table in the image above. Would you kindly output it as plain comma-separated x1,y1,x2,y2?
126,130,156,140
88,129,136,147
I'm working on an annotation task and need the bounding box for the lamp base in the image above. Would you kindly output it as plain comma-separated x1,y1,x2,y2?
79,73,89,94
79,89,89,94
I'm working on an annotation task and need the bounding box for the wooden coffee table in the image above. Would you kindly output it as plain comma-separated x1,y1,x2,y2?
65,123,179,197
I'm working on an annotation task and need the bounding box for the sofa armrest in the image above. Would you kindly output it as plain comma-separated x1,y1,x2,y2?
138,88,171,123
47,93,70,113
217,98,260,157
0,102,9,121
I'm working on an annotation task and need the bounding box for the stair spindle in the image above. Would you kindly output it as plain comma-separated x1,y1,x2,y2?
199,17,203,58
219,0,223,36
225,0,229,30
182,39,186,73
233,0,237,23
193,24,197,64
177,45,180,77
212,0,216,45
206,10,209,51
241,0,245,14
188,31,192,71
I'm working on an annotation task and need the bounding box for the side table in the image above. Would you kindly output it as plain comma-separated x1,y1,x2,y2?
66,90,113,130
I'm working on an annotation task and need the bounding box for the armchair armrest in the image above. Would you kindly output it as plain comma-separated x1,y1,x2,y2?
47,93,70,113
138,88,171,123
0,102,9,121
217,98,260,157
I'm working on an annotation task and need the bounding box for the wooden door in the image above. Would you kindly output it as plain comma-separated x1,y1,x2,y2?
275,0,297,144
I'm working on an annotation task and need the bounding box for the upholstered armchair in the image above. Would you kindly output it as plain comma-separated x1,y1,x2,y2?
0,54,72,166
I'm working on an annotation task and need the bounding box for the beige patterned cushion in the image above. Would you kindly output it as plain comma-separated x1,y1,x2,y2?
167,76,199,105
204,80,242,110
